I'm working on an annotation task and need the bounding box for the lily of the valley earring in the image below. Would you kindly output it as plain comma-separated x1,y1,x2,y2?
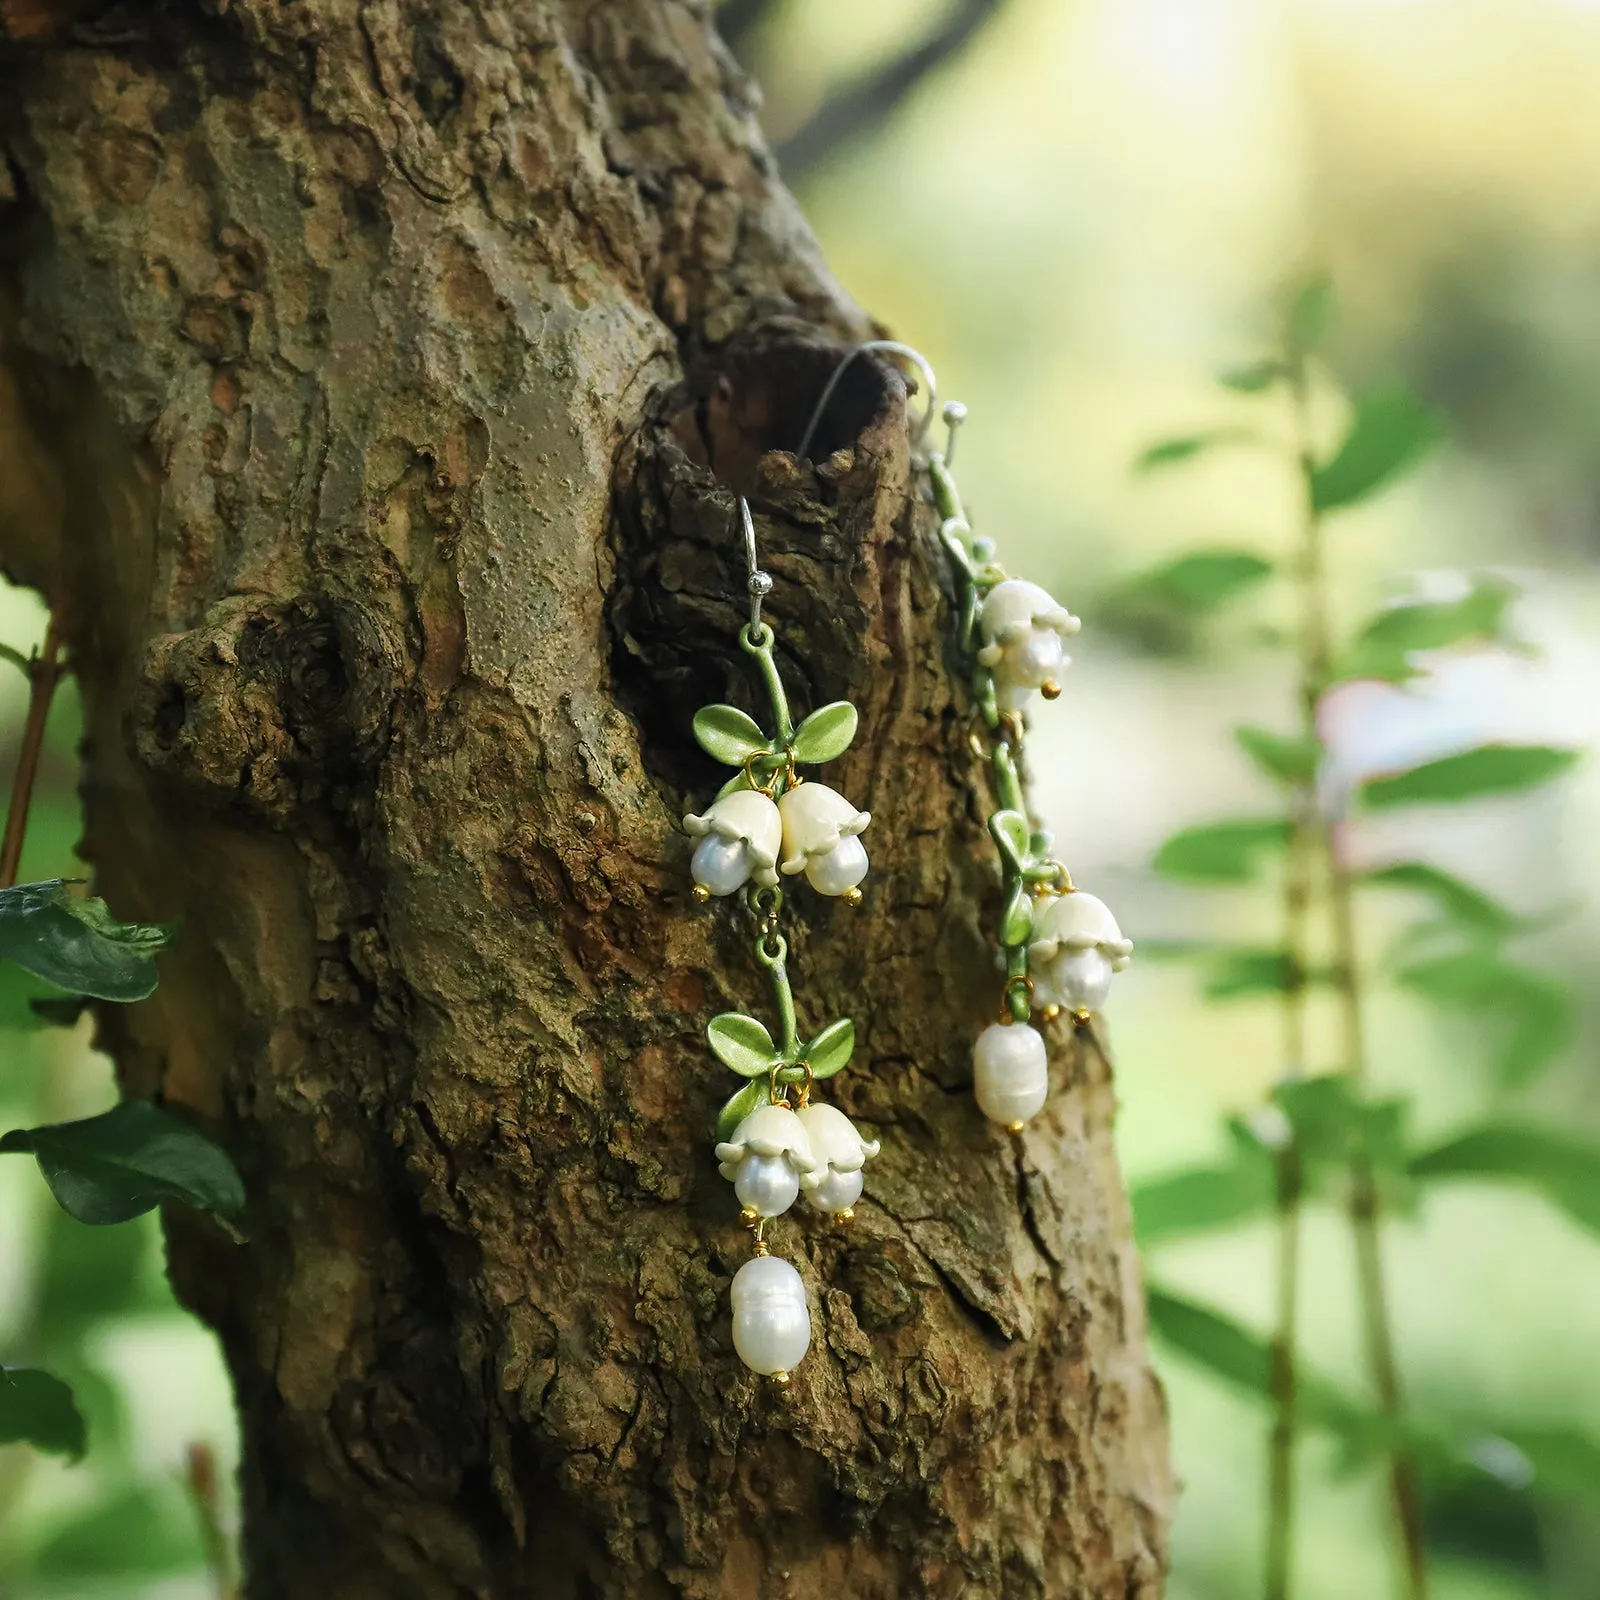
802,340,1134,1132
684,500,881,1386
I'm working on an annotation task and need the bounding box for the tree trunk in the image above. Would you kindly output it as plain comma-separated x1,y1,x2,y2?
0,1,1171,1594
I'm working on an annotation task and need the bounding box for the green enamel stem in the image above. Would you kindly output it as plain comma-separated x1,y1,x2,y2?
1005,946,1031,1022
992,742,1026,816
754,940,801,1059
739,625,794,745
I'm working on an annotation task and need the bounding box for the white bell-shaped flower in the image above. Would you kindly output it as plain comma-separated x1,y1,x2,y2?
777,783,871,897
1028,890,1133,1015
976,579,1081,710
972,1021,1049,1128
731,1254,811,1377
796,1102,880,1215
714,1103,817,1218
683,789,783,897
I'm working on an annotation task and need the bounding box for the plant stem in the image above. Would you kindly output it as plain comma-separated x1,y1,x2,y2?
0,613,63,891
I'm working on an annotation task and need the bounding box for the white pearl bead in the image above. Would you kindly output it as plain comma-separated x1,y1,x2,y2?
972,1022,1049,1127
733,1153,800,1218
1006,628,1064,688
807,1166,863,1214
1048,947,1113,1012
731,1255,811,1376
805,835,868,896
690,834,753,897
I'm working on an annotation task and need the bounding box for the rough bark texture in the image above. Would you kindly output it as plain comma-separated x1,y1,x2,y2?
0,2,1171,1595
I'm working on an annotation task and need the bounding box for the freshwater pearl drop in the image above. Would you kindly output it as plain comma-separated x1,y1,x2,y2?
1050,947,1114,1013
1008,628,1064,688
733,1153,800,1218
731,1255,811,1376
690,834,754,897
806,835,869,897
972,1022,1049,1127
807,1166,864,1214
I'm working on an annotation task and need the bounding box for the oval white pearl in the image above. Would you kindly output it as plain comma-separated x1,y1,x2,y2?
807,1166,863,1214
733,1153,800,1217
805,835,868,896
1007,628,1064,688
972,1022,1049,1127
730,1255,811,1376
1049,947,1113,1012
690,834,754,897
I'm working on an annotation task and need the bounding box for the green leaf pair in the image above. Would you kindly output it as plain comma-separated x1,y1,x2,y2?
706,1012,855,1081
692,701,858,768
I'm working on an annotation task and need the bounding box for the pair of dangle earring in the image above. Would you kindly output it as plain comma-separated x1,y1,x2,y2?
681,500,880,1385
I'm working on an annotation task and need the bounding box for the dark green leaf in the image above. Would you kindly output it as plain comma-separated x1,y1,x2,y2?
1276,1075,1409,1179
30,1484,203,1579
1360,862,1519,941
1217,360,1284,394
1410,1123,1600,1237
1335,576,1518,684
789,702,858,765
1131,1156,1274,1245
1311,388,1436,512
692,704,769,767
0,881,171,1003
804,1018,855,1080
0,1368,85,1458
1152,819,1290,883
0,1101,244,1225
705,1013,778,1077
1288,279,1336,358
1362,745,1577,809
1235,725,1321,783
1204,948,1297,1000
715,1080,767,1144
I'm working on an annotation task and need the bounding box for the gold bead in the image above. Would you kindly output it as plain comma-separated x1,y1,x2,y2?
1041,681,1062,701
835,1207,855,1227
770,1370,791,1389
1042,1004,1061,1022
843,887,863,908
691,883,711,903
1074,1009,1092,1024
740,1206,760,1228
1007,1120,1026,1135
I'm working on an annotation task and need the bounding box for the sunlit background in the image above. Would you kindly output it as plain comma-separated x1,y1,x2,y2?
5,0,1600,1591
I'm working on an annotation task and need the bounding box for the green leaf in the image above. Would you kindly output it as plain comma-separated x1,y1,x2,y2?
1311,387,1437,512
1217,360,1284,394
1335,576,1518,683
705,1013,778,1077
1287,278,1336,358
1398,950,1574,1082
1276,1075,1409,1179
692,704,769,767
1131,1156,1274,1245
1360,862,1519,941
1135,429,1258,473
989,810,1031,870
1361,745,1577,809
0,1101,244,1225
999,882,1034,948
0,1368,86,1458
1118,550,1274,611
1501,1428,1600,1498
715,1080,767,1144
0,881,171,1003
1409,1123,1600,1237
789,702,858,765
803,1018,855,1080
1203,948,1297,1000
30,1484,204,1579
1152,819,1290,883
1235,725,1321,783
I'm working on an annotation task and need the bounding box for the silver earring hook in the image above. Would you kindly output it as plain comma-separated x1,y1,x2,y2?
796,339,940,464
739,497,774,636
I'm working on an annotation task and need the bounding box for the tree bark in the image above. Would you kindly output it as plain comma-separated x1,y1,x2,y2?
0,2,1171,1595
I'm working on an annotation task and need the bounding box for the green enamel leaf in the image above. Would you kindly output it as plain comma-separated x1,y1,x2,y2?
1311,387,1437,512
0,1101,244,1225
0,881,172,1003
706,1013,778,1077
804,1018,855,1080
0,1368,86,1458
789,702,858,765
715,1080,768,1144
999,883,1034,948
989,810,1031,870
1361,745,1578,809
1152,819,1290,883
1234,725,1321,784
692,705,769,767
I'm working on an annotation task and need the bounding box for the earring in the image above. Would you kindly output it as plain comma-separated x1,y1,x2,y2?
684,499,881,1387
805,343,1133,1133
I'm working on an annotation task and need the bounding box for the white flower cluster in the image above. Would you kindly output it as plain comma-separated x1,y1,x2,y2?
685,783,870,900
977,579,1081,713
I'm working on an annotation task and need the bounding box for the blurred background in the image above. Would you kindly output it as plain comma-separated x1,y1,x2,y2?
7,0,1600,1591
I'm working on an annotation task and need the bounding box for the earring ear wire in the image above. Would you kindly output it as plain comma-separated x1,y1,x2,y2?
796,339,940,464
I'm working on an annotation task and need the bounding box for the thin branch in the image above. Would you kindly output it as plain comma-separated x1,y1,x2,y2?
774,0,1006,179
0,612,63,891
